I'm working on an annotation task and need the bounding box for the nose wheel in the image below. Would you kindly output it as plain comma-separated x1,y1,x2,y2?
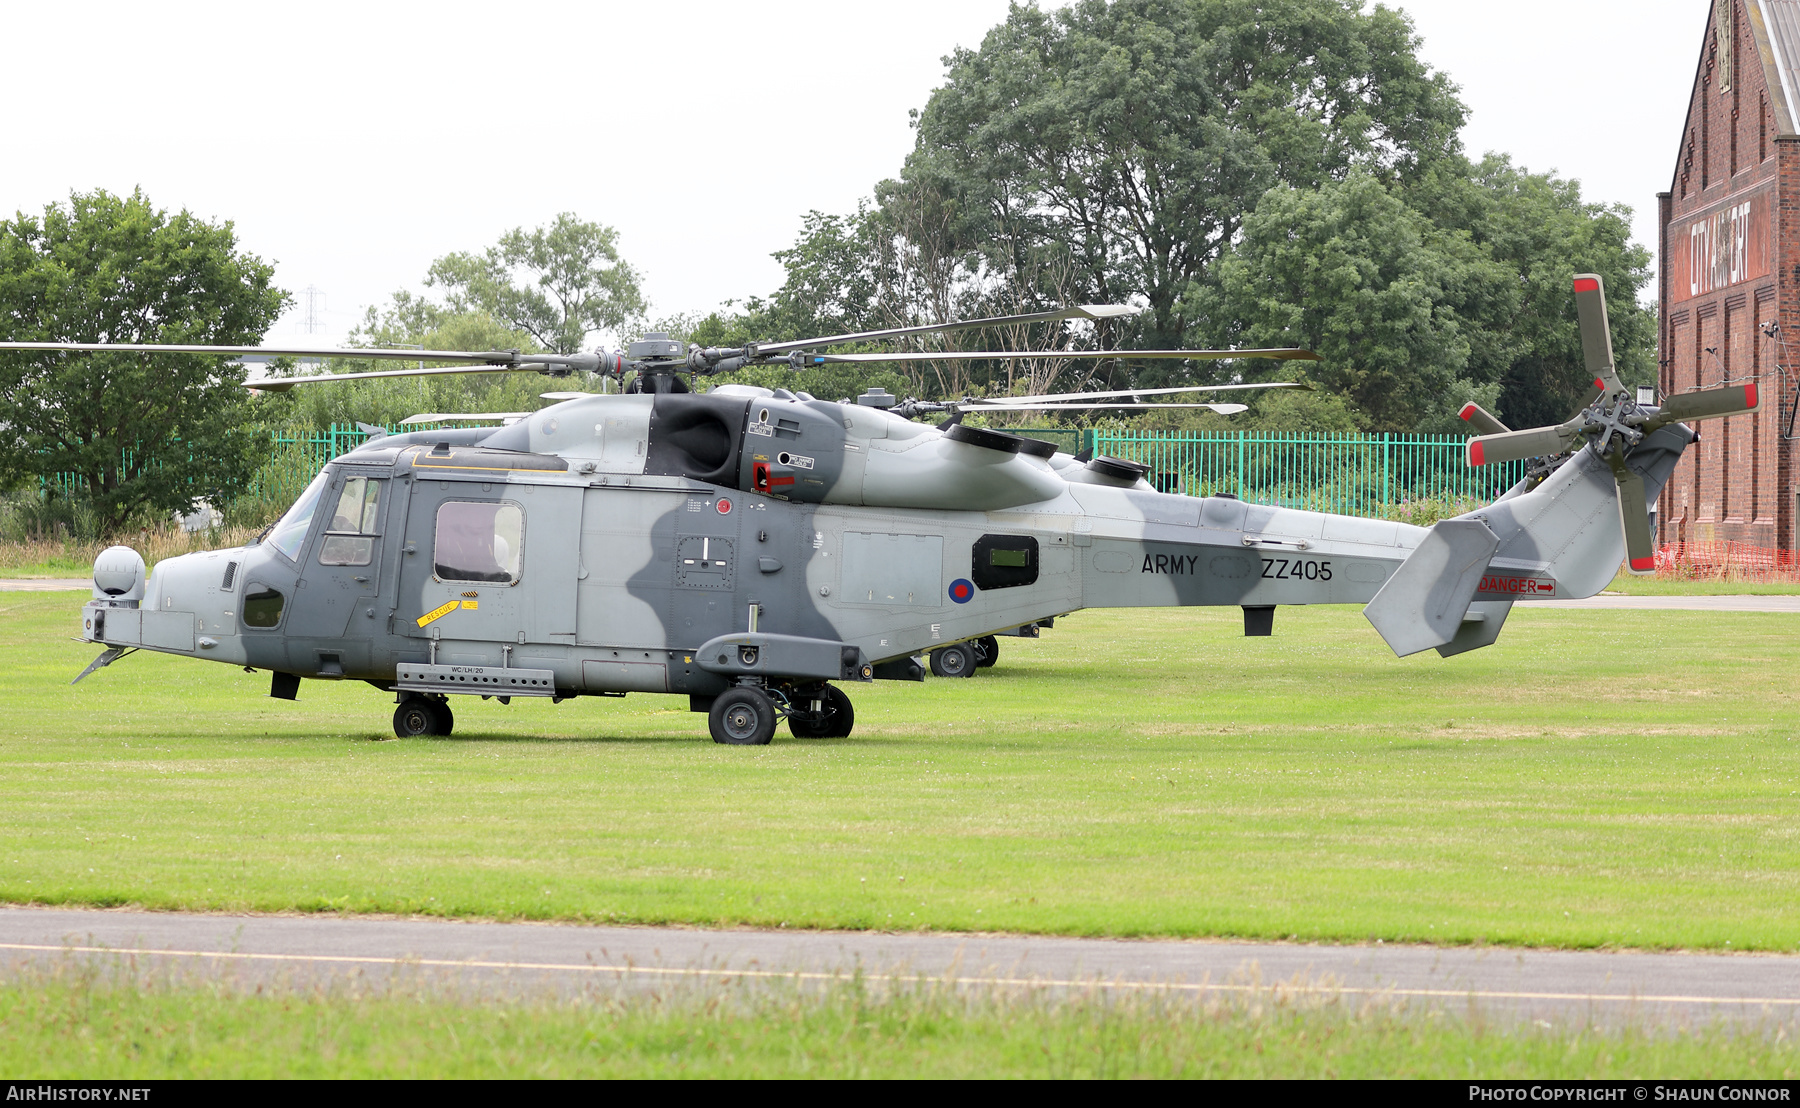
710,686,778,745
393,695,454,737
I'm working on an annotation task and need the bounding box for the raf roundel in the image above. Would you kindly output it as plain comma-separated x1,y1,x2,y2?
716,497,732,515
948,578,975,604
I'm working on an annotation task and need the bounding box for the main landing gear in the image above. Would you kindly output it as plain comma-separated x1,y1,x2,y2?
929,635,998,678
707,682,855,745
393,693,454,737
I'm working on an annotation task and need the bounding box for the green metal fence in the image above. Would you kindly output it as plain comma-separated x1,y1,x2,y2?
44,425,1519,523
1079,430,1527,514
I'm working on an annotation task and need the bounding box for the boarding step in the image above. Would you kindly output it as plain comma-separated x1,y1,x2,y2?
394,662,558,697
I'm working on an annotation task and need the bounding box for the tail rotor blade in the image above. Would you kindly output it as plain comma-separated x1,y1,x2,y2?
1458,401,1510,436
1466,425,1577,467
1652,382,1761,426
1605,450,1656,575
1574,273,1626,396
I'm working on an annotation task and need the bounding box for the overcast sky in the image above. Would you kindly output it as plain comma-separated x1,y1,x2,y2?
2,1,1708,346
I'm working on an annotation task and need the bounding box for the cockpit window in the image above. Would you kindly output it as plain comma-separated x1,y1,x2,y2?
319,476,383,567
433,501,523,583
268,472,328,563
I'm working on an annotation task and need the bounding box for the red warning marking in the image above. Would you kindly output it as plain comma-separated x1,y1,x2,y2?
1574,277,1600,292
1459,402,1478,421
1468,440,1486,466
1477,574,1557,597
716,498,732,514
1594,377,1606,391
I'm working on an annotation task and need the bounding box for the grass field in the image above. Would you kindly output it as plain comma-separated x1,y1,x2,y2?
3,966,1793,1079
2,590,1798,950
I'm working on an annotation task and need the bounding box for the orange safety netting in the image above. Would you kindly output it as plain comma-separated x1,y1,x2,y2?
1653,541,1800,580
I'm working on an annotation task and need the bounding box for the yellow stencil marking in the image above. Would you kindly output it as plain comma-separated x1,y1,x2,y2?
460,600,478,610
416,600,459,627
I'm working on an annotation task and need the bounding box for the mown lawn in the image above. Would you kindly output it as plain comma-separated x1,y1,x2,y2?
2,591,1796,950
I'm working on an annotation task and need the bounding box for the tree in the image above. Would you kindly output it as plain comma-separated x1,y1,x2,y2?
897,0,1467,352
1211,157,1653,433
0,188,287,535
1403,154,1653,429
426,213,646,355
1213,170,1495,431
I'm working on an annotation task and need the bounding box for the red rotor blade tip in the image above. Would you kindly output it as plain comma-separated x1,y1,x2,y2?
1630,556,1655,572
1468,441,1486,466
1746,382,1758,408
1574,277,1600,292
1459,402,1478,421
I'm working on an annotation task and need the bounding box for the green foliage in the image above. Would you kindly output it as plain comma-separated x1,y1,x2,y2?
425,212,645,354
897,0,1467,350
0,188,288,535
1213,170,1490,431
1211,157,1652,432
1405,154,1655,429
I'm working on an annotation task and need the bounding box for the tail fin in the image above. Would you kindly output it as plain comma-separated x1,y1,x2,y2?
1363,422,1692,658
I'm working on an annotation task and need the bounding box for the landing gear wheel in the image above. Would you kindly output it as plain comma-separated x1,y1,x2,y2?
430,699,455,737
788,684,855,739
710,687,777,745
929,642,977,678
393,697,438,738
976,635,999,668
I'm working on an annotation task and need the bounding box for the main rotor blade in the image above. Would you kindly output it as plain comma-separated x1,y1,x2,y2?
961,402,1250,414
755,304,1142,355
1458,401,1510,436
0,341,578,366
1649,382,1761,427
398,412,532,425
1604,447,1656,575
245,363,545,393
1466,424,1580,466
799,347,1319,365
1573,274,1626,396
969,381,1314,405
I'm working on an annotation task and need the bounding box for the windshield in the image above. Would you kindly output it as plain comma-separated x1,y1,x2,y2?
268,471,329,563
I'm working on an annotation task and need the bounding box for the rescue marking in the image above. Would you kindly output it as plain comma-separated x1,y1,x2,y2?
416,600,460,627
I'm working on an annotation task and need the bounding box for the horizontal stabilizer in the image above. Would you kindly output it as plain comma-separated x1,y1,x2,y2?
1362,519,1500,657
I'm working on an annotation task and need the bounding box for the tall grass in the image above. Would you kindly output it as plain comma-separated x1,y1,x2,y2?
1,960,1792,1079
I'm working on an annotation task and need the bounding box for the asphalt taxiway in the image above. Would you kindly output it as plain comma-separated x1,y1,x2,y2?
0,907,1793,1028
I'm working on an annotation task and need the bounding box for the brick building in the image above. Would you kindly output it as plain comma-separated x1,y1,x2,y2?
1657,0,1800,551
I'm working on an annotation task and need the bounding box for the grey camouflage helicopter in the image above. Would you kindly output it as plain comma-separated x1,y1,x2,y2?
4,279,1754,744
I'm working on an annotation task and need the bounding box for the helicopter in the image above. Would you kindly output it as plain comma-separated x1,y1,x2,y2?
5,280,1756,744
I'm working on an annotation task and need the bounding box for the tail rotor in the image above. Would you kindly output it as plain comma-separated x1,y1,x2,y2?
1466,273,1759,575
